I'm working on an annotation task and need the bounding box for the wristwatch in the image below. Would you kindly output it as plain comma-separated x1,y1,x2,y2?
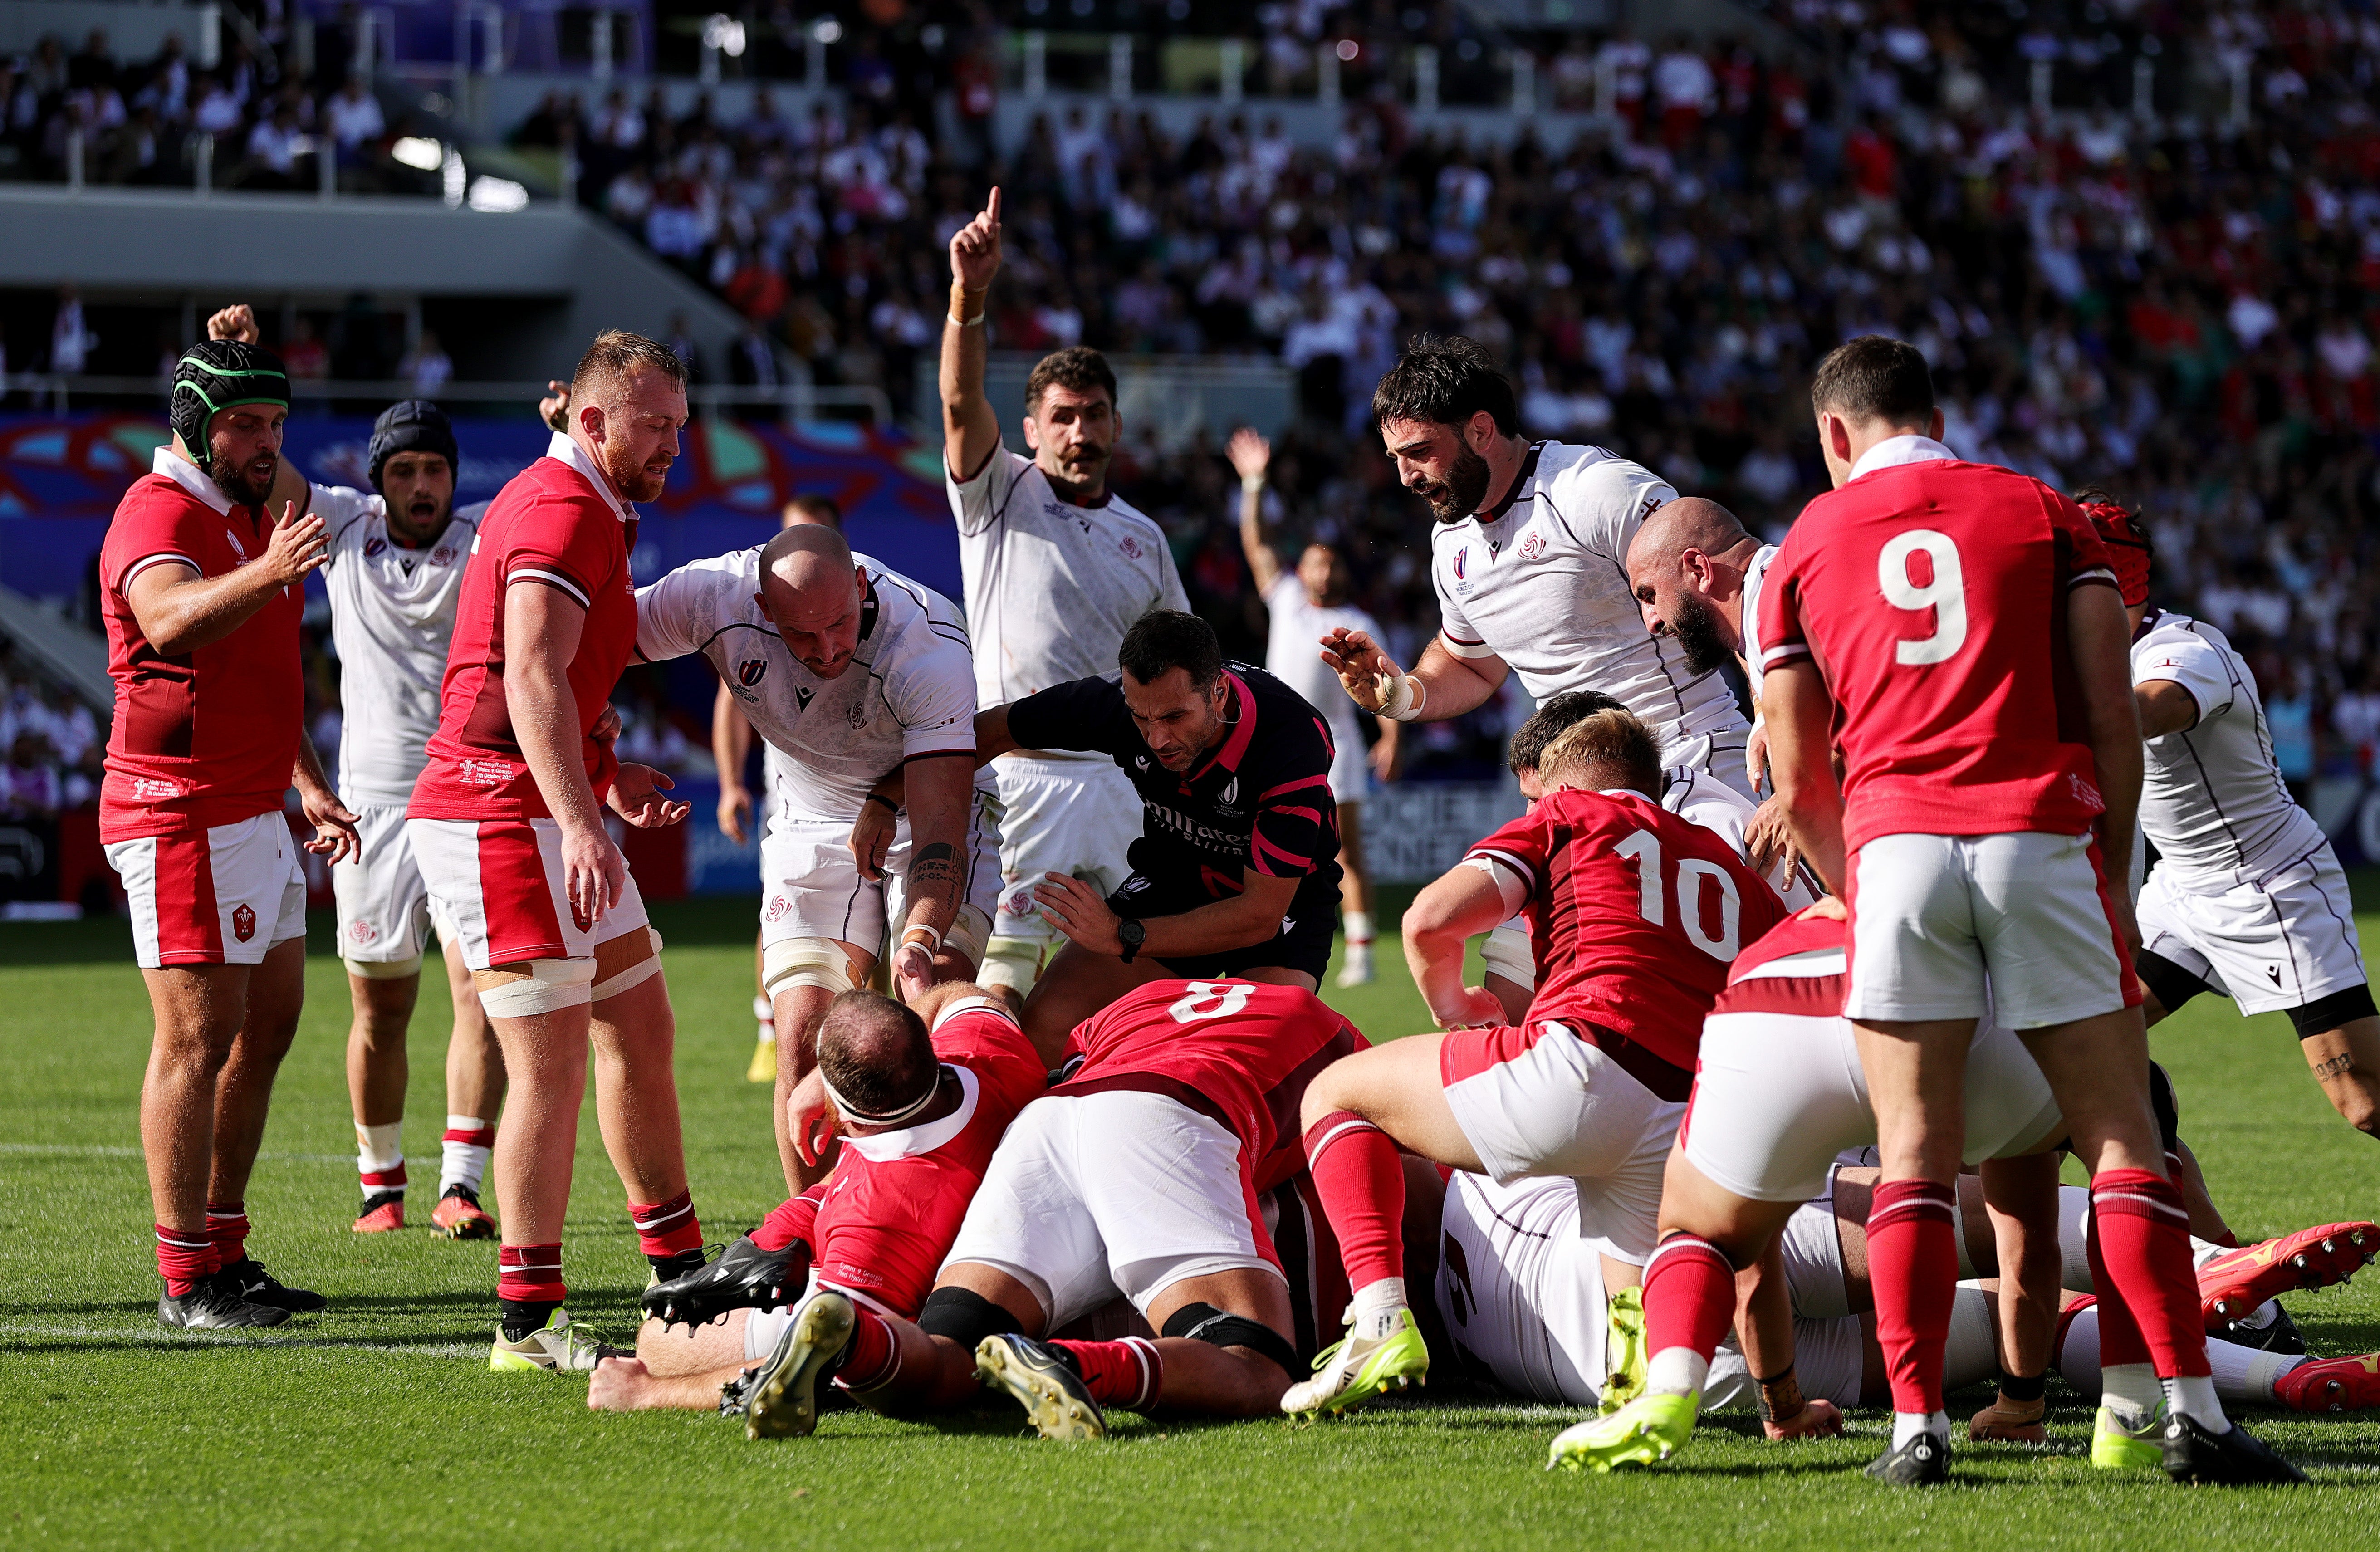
1117,917,1146,964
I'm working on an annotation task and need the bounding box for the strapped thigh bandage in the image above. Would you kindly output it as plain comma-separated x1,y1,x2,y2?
762,936,859,999
345,954,425,981
475,957,596,1018
592,927,665,1002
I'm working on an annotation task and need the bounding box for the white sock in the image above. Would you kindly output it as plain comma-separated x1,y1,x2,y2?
356,1121,402,1179
1348,1276,1406,1338
2207,1334,2302,1403
1344,910,1373,945
440,1114,490,1196
1646,1346,1709,1398
2101,1361,2161,1424
2164,1372,2228,1430
754,994,775,1045
1892,1410,1949,1449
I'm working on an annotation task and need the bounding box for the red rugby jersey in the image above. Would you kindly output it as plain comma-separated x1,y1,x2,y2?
809,999,1047,1317
1465,788,1787,1072
1055,979,1367,1192
1755,457,2119,851
98,450,303,842
409,435,638,819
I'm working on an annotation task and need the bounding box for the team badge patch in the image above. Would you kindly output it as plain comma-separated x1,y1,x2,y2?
1519,529,1546,561
231,904,256,942
348,919,378,945
765,896,791,922
1119,534,1144,560
1452,548,1468,581
739,659,768,687
430,545,455,566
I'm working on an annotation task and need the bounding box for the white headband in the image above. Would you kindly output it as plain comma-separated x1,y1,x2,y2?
823,1063,947,1129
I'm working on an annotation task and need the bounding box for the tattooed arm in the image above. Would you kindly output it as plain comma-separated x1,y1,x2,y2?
890,754,977,1000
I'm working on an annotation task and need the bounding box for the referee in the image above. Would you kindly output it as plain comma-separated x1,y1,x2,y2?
965,610,1342,1062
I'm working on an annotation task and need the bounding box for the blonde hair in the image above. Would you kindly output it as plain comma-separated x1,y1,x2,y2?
569,329,686,409
1537,709,1661,798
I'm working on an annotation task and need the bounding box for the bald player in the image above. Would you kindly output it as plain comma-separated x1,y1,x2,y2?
1623,496,1802,873
635,524,1001,1190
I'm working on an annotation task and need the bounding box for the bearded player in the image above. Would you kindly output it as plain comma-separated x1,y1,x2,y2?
407,330,703,1371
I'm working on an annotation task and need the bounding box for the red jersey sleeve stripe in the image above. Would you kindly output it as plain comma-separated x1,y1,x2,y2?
508,567,591,608
2068,568,2118,590
118,552,202,592
1259,774,1330,801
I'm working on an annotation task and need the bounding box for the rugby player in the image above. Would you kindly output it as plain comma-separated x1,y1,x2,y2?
1320,334,1753,799
891,610,1342,1064
1480,689,1817,1024
105,323,357,1329
940,187,1191,1006
587,981,1044,1430
1756,335,2294,1482
299,397,502,1238
634,524,1001,1191
715,493,841,1084
1283,707,1784,1417
1231,426,1399,986
407,330,705,1371
2079,495,2380,1142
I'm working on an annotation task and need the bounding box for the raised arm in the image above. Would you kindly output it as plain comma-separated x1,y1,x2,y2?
1230,427,1284,596
940,186,1004,481
1319,630,1508,724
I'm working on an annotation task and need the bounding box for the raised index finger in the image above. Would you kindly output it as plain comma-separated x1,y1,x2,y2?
984,185,1002,226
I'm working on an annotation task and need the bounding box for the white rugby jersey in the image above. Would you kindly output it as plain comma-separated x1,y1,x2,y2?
1661,762,1817,907
313,484,485,808
948,447,1188,766
2132,608,2326,885
1738,542,1783,681
634,549,991,817
1431,441,1744,756
1263,575,1380,738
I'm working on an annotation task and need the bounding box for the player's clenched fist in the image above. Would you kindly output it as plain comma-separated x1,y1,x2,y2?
949,186,1003,292
261,499,330,585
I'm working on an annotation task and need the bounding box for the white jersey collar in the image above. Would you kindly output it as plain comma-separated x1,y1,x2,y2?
1849,434,1957,482
840,1065,980,1162
544,429,638,524
152,444,235,516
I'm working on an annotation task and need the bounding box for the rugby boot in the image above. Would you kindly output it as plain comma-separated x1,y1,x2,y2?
158,1272,290,1330
224,1258,325,1313
1547,1391,1697,1473
1281,1307,1429,1418
976,1333,1107,1441
2199,1223,2377,1329
1864,1430,1951,1486
489,1308,617,1372
2158,1412,2305,1485
746,1291,855,1440
642,1234,808,1330
431,1184,497,1240
353,1192,405,1234
2275,1353,2380,1413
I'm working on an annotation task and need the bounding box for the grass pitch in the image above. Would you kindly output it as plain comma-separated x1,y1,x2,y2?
5,886,2380,1551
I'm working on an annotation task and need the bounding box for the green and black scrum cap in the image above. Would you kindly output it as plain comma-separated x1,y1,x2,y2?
171,339,291,473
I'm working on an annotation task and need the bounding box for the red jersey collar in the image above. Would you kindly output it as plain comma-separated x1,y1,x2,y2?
1186,670,1258,781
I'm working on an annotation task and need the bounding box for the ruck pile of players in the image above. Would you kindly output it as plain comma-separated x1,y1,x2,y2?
99,191,2380,1487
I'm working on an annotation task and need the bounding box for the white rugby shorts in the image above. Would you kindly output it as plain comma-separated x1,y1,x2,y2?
406,815,649,970
1440,1023,1684,1264
107,810,307,969
1846,830,2133,1028
1325,718,1371,805
332,803,459,970
759,788,1000,960
1683,1005,2063,1205
986,758,1141,946
2137,847,2369,1018
940,1088,1281,1331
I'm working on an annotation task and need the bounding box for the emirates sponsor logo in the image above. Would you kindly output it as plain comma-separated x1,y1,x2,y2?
460,758,517,788
231,904,257,942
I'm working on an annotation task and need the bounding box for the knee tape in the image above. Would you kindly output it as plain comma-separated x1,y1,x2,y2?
762,937,857,999
592,927,665,1002
1160,1301,1299,1376
944,904,991,969
977,932,1048,992
344,954,424,981
918,1285,1023,1348
475,958,595,1018
1480,926,1534,991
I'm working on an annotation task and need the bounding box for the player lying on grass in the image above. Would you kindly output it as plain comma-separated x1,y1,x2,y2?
589,980,1043,1429
1478,690,1817,1025
1425,1165,2380,1425
1285,706,1786,1418
1550,901,2306,1484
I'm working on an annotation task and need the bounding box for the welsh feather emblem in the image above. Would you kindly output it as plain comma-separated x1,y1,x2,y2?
231,904,257,942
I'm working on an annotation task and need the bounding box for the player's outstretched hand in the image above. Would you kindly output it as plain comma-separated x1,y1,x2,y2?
1765,1397,1844,1441
847,797,896,881
1032,871,1122,955
950,186,1003,290
1743,792,1802,878
261,499,329,586
1319,627,1404,715
298,783,361,863
206,304,260,344
1227,427,1270,484
561,820,623,931
609,763,690,828
790,1066,841,1167
540,379,572,432
1432,985,1506,1032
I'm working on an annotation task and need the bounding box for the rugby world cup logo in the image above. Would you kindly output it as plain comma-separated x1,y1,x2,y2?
1452,548,1467,582
739,659,767,688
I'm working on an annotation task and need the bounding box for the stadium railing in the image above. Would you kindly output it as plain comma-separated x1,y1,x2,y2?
2,375,894,427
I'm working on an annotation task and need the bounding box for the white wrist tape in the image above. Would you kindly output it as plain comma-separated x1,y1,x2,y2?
899,923,943,954
475,957,596,1018
1378,673,1427,722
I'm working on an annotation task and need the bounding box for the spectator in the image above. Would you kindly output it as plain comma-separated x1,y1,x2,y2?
399,330,452,395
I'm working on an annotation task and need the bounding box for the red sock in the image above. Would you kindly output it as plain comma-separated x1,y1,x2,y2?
1303,1111,1403,1288
205,1200,250,1267
1868,1179,1958,1414
2084,1204,2148,1369
1641,1233,1738,1363
2090,1169,2210,1378
838,1306,899,1389
629,1189,703,1259
498,1243,566,1303
155,1224,216,1297
752,1185,826,1254
1052,1337,1164,1410
360,1161,406,1199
